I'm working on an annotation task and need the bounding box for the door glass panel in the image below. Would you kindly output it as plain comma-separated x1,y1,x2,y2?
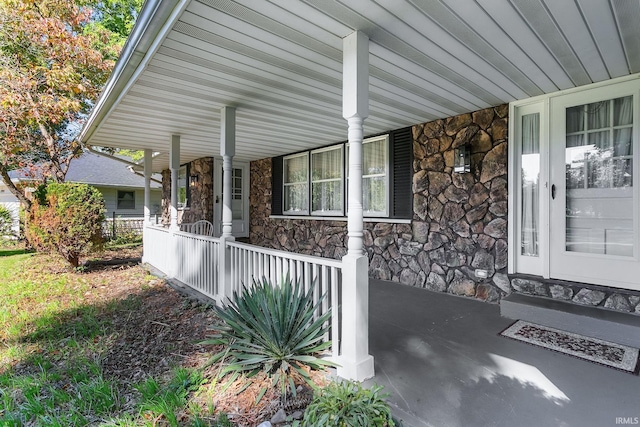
232,168,243,220
221,168,244,220
565,96,634,256
521,113,540,256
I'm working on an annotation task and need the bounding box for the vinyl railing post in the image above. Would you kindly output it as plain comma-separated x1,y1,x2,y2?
219,236,234,304
112,212,116,240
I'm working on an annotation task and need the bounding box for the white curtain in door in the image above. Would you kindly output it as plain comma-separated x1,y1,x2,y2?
521,113,540,256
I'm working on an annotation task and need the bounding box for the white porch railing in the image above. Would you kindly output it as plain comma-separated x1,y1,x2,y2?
143,225,172,274
143,225,355,375
143,225,221,301
173,230,220,300
227,241,342,361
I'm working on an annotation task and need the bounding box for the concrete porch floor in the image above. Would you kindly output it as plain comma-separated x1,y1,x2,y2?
366,279,640,427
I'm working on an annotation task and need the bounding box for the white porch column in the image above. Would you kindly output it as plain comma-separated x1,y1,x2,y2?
143,149,153,225
219,107,236,302
142,148,153,265
339,30,374,382
221,106,235,239
169,135,180,232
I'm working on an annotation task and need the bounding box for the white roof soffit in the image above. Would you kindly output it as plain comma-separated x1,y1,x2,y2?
81,0,640,171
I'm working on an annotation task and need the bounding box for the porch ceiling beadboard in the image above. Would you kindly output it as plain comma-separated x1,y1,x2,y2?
81,0,640,170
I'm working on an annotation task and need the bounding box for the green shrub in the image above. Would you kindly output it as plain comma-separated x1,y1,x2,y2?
0,205,14,238
205,274,335,395
27,182,105,267
303,381,395,427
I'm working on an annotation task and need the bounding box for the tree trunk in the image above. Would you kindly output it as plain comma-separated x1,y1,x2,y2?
0,165,32,212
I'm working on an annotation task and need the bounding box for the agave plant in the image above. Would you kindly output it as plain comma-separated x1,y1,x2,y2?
205,274,336,395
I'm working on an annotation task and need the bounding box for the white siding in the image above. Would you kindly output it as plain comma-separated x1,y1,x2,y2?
0,184,20,235
98,186,162,219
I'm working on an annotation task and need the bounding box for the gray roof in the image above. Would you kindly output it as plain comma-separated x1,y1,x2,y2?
9,152,162,189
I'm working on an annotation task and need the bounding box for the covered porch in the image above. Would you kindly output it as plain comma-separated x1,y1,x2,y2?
80,0,640,389
368,279,640,427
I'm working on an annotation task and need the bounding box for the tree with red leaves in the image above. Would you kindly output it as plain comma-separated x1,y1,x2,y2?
0,0,129,211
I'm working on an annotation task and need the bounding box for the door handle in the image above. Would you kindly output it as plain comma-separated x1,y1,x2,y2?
551,184,556,200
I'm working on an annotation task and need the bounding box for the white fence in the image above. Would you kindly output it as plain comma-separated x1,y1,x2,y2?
227,240,342,361
103,215,145,240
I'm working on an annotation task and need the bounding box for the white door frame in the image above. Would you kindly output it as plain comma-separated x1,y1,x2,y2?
213,159,249,238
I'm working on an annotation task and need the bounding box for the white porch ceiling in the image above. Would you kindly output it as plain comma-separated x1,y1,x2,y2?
81,0,640,171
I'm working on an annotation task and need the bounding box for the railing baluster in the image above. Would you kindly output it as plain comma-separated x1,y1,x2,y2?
331,266,340,359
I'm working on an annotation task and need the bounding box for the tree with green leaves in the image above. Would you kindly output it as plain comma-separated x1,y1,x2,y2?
0,0,140,211
28,182,105,267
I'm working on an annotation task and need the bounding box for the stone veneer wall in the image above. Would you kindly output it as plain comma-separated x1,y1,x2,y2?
161,169,171,225
249,105,509,302
181,157,214,224
249,105,640,315
160,157,215,225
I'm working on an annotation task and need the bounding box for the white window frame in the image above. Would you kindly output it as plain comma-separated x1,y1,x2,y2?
117,190,136,210
283,152,309,215
346,135,390,217
361,135,390,217
311,145,344,216
280,134,392,218
508,101,549,277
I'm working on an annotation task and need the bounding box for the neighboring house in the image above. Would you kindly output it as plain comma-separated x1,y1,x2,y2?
9,152,163,220
79,0,640,380
0,179,20,237
63,152,163,220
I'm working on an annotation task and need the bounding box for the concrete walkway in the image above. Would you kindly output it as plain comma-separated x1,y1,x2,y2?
366,279,640,427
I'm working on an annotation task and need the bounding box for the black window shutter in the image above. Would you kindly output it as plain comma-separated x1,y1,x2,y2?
271,156,283,215
390,127,412,219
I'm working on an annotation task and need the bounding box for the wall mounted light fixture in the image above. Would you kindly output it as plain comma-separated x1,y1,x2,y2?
189,175,199,187
454,145,470,173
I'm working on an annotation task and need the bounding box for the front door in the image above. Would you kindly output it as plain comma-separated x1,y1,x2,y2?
213,160,249,238
549,82,639,289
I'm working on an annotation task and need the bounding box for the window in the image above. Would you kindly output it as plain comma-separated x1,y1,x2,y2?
283,153,309,214
565,96,633,190
361,135,389,216
272,128,412,219
510,76,639,290
117,190,135,209
177,165,188,209
311,146,343,215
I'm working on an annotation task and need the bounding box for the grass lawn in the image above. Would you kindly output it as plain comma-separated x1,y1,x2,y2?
0,245,232,426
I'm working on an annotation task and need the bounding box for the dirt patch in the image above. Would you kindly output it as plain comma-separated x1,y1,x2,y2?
82,247,222,383
99,283,217,382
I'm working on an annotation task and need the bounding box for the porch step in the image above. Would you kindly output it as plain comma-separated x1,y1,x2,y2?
500,293,640,348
